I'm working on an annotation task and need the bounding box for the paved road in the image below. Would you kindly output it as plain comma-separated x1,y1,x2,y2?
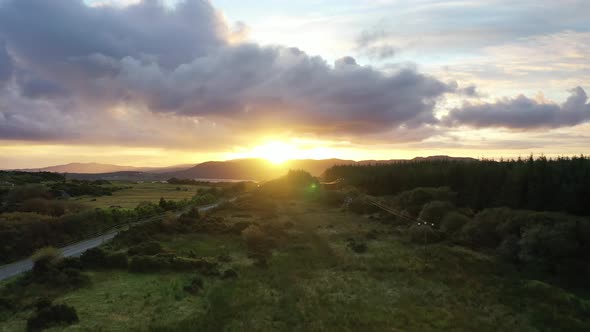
0,201,223,281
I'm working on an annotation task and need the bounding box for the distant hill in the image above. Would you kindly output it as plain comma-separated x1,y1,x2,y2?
411,155,478,162
18,156,478,182
17,162,194,174
66,171,165,181
169,158,360,181
170,156,476,181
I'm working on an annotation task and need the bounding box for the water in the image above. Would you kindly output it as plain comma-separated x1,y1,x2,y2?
193,178,256,183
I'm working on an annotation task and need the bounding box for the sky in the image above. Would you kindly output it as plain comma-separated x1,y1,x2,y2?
0,0,589,168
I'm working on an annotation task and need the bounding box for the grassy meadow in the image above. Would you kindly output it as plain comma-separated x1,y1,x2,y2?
76,182,205,209
2,196,588,331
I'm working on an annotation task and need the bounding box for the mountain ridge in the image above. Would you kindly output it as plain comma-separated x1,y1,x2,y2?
13,156,478,181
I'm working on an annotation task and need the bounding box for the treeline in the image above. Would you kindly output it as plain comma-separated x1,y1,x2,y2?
0,183,120,214
167,178,210,185
324,156,590,216
0,171,64,185
49,181,123,197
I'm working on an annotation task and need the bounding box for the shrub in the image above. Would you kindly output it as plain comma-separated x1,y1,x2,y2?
80,248,127,269
458,209,505,248
346,239,368,253
494,208,529,238
0,296,15,311
184,276,204,294
496,235,520,262
128,241,164,256
129,255,218,273
129,255,169,272
230,221,251,235
518,221,579,269
418,201,454,227
318,191,347,207
348,198,380,214
178,207,200,224
26,303,79,331
408,224,442,244
111,221,161,247
440,212,471,234
34,298,52,311
80,248,106,267
241,225,276,257
393,187,456,217
57,257,83,270
366,229,379,240
169,257,218,273
221,269,238,279
31,247,62,275
104,252,128,269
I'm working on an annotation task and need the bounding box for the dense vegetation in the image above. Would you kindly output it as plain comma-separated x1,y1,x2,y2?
0,171,64,186
2,168,589,330
324,156,590,216
3,189,589,331
351,186,590,288
0,172,229,264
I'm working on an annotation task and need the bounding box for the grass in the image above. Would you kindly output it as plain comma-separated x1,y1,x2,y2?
1,198,589,331
75,182,207,209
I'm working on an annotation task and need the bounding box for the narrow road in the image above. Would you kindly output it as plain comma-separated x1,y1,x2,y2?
0,201,223,281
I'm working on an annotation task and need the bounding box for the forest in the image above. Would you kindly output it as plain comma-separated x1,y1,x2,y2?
324,155,590,216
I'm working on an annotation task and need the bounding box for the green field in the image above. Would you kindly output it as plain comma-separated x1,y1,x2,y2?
2,197,588,331
75,182,206,209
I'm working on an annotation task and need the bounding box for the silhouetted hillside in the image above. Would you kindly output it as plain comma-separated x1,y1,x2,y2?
15,163,194,175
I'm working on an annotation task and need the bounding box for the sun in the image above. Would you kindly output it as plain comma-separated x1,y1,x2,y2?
252,141,296,164
226,138,346,164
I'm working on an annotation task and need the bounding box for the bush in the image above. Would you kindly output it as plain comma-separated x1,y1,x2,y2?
348,198,380,214
241,225,276,257
458,209,504,248
104,252,128,269
408,224,443,244
129,255,217,273
178,207,200,224
27,303,79,331
31,247,62,275
393,187,456,217
440,212,471,234
496,235,520,262
80,248,106,267
222,269,238,279
184,276,204,294
129,255,169,272
0,295,17,311
170,257,218,273
418,201,454,227
128,241,164,256
346,239,368,253
318,191,347,207
518,221,578,269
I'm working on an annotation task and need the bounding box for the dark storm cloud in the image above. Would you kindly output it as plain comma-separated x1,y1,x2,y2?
0,0,456,143
444,87,590,129
104,48,455,134
0,39,11,83
0,0,227,68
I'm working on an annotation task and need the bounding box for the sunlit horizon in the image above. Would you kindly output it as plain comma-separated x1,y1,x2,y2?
0,0,588,170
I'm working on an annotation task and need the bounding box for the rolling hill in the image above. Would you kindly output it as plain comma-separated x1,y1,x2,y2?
18,156,478,182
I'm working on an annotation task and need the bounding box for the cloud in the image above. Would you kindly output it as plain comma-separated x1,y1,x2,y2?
355,25,397,60
444,87,590,129
0,39,11,84
0,0,457,145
